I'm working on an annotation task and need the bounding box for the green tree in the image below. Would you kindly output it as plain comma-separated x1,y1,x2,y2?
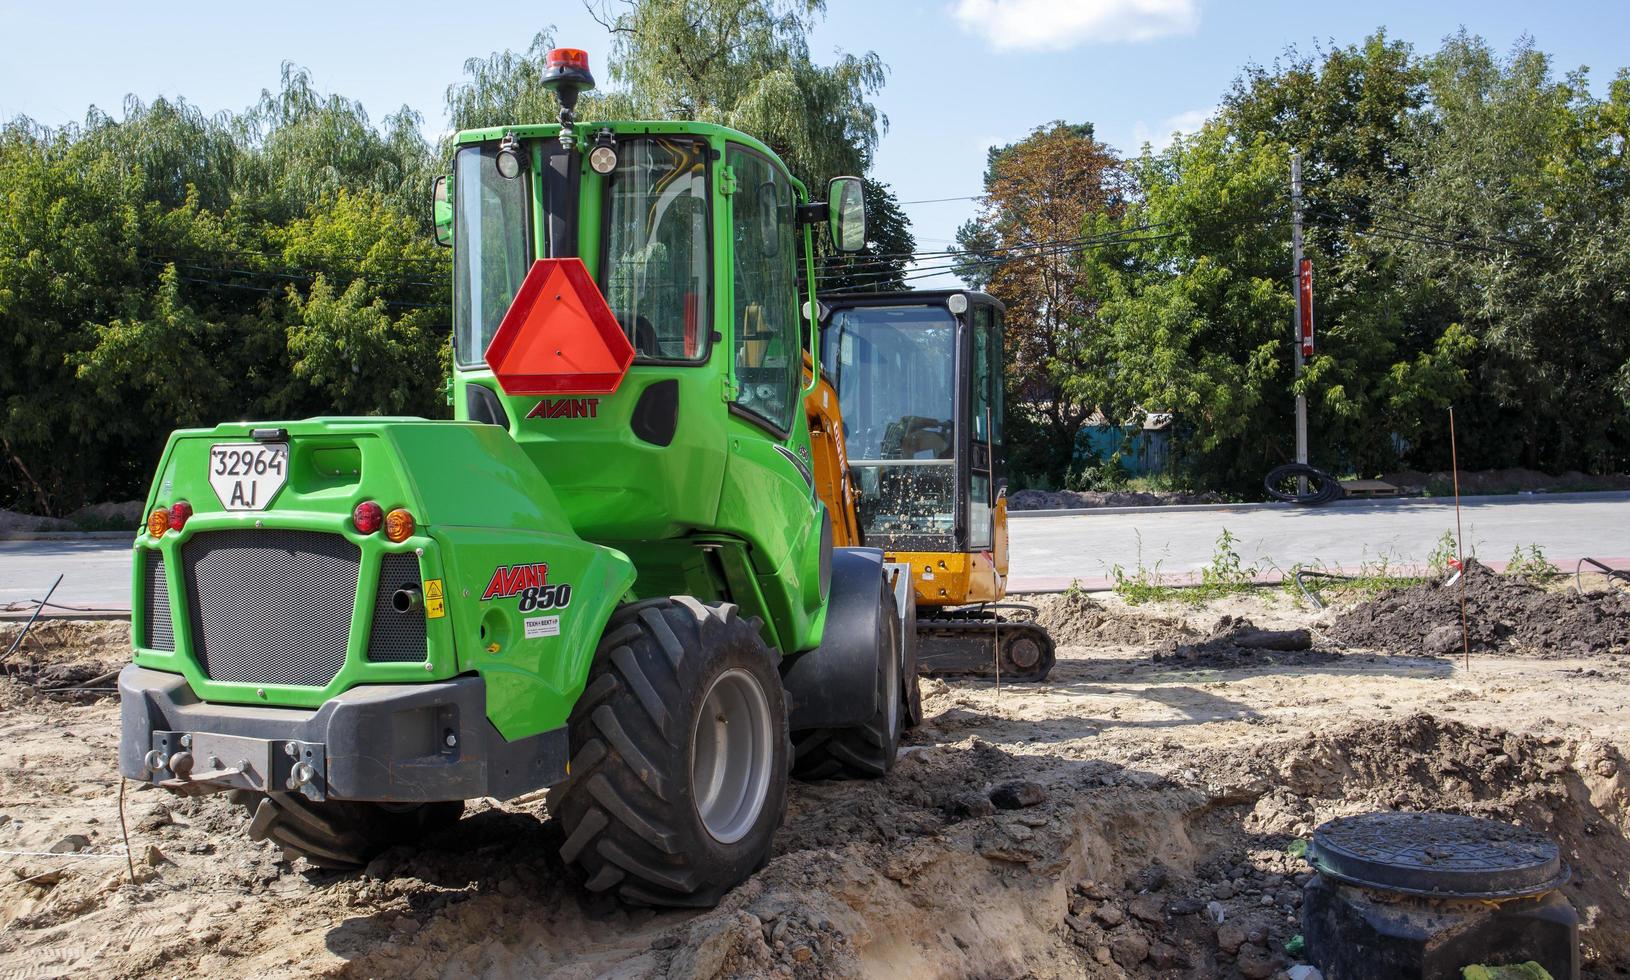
952,121,1129,484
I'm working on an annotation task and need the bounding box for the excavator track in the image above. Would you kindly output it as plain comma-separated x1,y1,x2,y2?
915,606,1056,682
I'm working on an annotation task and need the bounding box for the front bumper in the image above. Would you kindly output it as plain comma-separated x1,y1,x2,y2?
118,665,568,803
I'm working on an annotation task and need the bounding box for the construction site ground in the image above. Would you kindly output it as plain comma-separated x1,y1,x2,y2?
2,574,1628,979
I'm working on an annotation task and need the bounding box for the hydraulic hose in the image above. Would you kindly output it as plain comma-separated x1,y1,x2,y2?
1264,463,1344,506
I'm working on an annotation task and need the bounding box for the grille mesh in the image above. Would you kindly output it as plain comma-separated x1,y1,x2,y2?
143,550,174,651
183,530,359,687
367,553,427,663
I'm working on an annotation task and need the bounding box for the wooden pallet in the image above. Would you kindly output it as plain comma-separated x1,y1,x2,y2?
1339,479,1403,498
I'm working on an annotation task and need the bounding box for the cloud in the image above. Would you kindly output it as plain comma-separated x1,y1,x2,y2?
1128,107,1212,153
952,0,1199,51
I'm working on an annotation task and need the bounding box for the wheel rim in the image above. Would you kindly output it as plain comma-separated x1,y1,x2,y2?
1007,637,1042,671
691,667,774,844
884,628,901,738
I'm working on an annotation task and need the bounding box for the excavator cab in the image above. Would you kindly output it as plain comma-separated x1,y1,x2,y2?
814,290,1054,681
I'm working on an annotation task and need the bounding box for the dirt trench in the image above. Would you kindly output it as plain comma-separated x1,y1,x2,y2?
3,590,1629,978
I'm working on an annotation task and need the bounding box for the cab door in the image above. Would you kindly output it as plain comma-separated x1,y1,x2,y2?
966,303,999,555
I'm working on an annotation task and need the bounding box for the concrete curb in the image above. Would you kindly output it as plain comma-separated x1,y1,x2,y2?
1007,489,1630,519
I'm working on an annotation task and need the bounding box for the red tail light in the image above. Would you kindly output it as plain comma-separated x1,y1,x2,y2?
353,501,384,534
167,500,193,531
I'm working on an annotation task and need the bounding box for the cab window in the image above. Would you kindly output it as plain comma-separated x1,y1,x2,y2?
727,146,798,433
601,137,712,361
452,145,533,366
969,303,996,549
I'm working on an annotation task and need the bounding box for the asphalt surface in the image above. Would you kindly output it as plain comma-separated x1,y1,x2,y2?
1007,491,1630,589
5,492,1630,614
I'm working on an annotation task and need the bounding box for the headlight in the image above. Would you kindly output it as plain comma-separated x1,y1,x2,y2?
496,134,523,180
589,144,618,175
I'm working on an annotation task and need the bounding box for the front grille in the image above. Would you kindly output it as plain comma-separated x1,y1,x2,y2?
367,553,427,663
142,550,174,651
183,530,359,687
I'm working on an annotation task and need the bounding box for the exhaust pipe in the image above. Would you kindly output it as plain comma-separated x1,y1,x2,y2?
392,586,423,614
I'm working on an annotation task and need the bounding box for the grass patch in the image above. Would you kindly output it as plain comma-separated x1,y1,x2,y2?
1112,528,1260,606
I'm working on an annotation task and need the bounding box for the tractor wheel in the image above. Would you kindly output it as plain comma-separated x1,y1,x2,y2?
548,596,790,908
792,579,903,779
230,790,462,870
902,589,922,728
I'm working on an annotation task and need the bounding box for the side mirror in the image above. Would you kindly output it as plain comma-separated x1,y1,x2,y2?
827,176,866,253
432,175,453,248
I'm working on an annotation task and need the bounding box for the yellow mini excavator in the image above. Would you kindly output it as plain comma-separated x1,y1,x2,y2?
805,290,1055,682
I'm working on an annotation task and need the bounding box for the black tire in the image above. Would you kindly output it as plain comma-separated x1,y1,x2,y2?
901,588,922,728
548,596,790,908
792,579,903,779
230,790,463,870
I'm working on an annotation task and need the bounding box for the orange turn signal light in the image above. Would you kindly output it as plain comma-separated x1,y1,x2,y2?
384,508,415,543
147,508,169,537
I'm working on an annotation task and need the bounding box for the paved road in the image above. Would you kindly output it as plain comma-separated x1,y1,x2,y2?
1007,492,1630,590
5,492,1630,613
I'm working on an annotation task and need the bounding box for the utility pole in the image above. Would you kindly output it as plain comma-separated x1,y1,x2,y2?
1290,150,1309,491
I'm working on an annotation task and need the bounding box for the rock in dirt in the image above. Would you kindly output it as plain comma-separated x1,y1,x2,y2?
50,834,89,854
1328,559,1630,657
1216,919,1247,953
1236,941,1278,978
1092,903,1126,928
1108,928,1150,966
1288,966,1325,980
954,793,997,818
1128,894,1165,924
143,844,166,867
989,779,1046,809
135,807,172,832
1149,943,1190,970
1424,624,1463,655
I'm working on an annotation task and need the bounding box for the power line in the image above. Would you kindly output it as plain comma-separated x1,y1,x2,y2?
895,194,984,205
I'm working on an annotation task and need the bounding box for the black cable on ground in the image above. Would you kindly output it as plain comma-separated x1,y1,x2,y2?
1264,463,1345,505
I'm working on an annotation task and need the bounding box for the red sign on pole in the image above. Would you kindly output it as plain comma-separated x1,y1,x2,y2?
1298,257,1314,358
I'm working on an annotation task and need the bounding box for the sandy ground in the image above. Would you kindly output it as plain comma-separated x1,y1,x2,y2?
1,585,1628,979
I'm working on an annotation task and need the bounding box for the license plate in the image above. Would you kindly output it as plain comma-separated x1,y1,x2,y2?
208,442,289,511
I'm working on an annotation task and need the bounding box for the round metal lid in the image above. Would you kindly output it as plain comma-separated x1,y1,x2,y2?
1308,811,1569,899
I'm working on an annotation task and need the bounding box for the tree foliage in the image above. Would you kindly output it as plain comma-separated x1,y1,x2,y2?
2,1,905,515
953,122,1129,484
1,84,446,514
969,31,1630,492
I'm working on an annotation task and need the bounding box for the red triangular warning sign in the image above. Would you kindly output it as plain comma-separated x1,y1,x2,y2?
484,259,636,395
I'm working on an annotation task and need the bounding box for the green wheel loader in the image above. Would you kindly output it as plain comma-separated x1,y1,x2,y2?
118,47,913,908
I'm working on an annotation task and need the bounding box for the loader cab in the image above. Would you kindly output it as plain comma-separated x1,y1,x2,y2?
433,91,868,658
816,291,1005,564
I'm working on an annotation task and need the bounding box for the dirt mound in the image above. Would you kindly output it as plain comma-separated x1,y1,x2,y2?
1151,615,1341,670
1381,468,1630,495
1009,488,1226,511
1326,560,1630,658
0,619,130,698
1198,713,1630,972
0,508,74,534
1031,590,1198,648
